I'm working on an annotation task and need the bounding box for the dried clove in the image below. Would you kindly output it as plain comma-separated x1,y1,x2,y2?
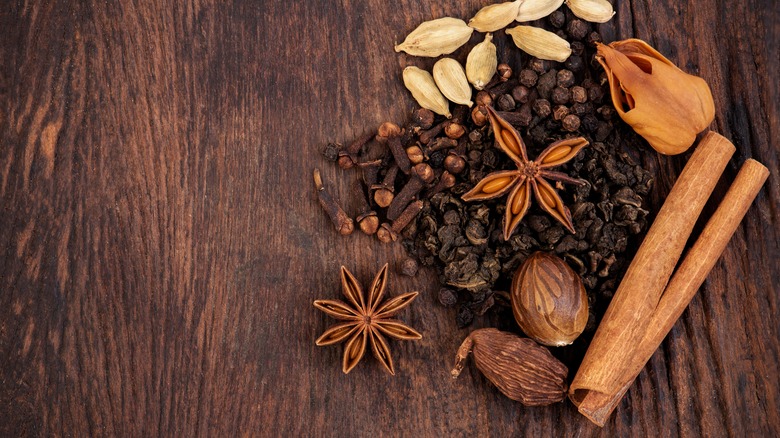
353,179,379,235
313,168,354,235
386,164,432,221
427,171,456,197
378,200,425,243
358,159,382,189
373,164,399,208
337,131,375,169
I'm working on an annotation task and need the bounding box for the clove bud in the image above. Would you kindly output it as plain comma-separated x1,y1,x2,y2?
596,39,715,155
313,169,354,235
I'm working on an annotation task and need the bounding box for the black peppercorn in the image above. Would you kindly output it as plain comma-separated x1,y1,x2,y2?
571,102,590,116
516,104,533,126
497,93,516,111
564,55,584,72
528,58,548,74
587,31,603,46
551,86,571,105
549,10,565,28
537,70,558,99
511,85,530,104
567,19,589,40
556,69,575,88
533,99,552,118
570,41,585,56
571,85,588,103
519,69,538,87
553,105,569,121
588,85,605,103
562,114,581,132
581,114,599,132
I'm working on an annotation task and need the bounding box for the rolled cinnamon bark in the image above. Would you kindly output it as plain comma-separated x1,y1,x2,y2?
571,158,769,426
569,132,736,423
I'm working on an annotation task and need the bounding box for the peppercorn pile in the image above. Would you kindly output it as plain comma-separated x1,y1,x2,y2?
320,8,654,365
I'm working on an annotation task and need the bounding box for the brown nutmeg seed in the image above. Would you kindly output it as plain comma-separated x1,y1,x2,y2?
451,328,568,405
511,252,588,347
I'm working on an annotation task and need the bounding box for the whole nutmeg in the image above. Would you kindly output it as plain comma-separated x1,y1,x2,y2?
511,252,588,347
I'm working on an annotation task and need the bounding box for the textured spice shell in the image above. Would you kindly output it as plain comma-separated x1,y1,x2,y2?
452,328,568,405
506,25,572,62
433,58,474,107
511,252,588,346
466,33,498,90
516,0,565,22
566,0,615,23
468,0,523,32
403,66,451,118
394,17,474,57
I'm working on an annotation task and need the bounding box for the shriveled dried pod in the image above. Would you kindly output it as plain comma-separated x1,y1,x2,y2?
516,0,565,22
403,66,451,118
506,25,572,62
466,33,498,90
469,0,523,32
451,328,568,405
566,0,615,23
433,58,474,107
394,17,474,57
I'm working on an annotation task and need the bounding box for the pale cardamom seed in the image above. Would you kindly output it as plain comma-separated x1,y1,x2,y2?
466,33,498,90
394,17,474,57
468,0,523,32
433,58,473,107
566,0,615,23
516,0,565,22
506,25,572,62
403,66,451,118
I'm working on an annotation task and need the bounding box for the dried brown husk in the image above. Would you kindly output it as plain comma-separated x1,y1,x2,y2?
596,39,715,155
451,328,568,405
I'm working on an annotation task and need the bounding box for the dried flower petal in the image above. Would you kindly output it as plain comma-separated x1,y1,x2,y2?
343,327,368,374
596,39,715,155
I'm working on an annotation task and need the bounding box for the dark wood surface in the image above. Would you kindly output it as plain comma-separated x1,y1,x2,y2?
1,1,778,436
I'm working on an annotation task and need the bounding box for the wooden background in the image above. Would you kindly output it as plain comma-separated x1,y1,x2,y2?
1,0,777,436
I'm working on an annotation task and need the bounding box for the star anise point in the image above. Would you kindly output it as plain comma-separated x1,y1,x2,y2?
314,264,421,375
463,106,588,240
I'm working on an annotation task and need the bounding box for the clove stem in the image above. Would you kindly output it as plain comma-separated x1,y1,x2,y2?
313,168,354,235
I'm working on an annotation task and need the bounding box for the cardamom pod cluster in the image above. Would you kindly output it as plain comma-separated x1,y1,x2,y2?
451,328,568,405
468,0,523,32
516,0,565,22
566,0,615,23
402,66,451,118
466,33,497,90
433,58,473,107
596,39,715,155
394,17,473,57
506,25,572,62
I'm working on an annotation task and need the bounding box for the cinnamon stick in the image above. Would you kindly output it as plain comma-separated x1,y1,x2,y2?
569,132,735,422
572,158,769,426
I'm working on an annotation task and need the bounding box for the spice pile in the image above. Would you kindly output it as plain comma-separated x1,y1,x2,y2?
314,0,769,428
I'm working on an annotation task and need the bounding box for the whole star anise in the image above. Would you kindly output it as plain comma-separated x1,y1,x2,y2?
313,264,422,375
462,106,588,240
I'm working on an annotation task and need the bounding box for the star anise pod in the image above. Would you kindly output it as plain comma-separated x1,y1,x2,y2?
313,264,422,375
462,106,588,240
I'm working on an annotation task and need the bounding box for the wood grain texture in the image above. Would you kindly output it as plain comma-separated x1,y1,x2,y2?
0,0,777,436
